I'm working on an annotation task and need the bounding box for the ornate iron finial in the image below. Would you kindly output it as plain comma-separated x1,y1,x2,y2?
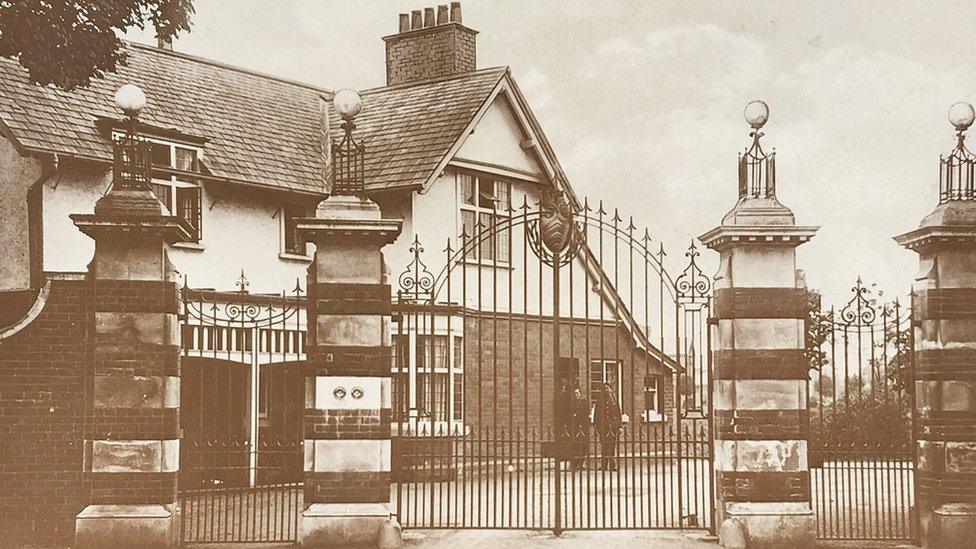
940,102,976,203
676,240,710,301
738,100,776,200
235,269,250,294
397,235,434,299
840,277,877,325
331,89,366,196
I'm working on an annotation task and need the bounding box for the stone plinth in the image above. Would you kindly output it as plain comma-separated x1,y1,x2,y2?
895,200,976,548
296,195,402,548
701,196,819,549
71,186,187,548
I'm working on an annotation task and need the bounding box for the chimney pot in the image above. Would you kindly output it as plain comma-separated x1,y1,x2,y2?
424,7,435,28
411,10,422,30
437,5,449,25
399,13,410,32
450,2,462,23
157,36,173,50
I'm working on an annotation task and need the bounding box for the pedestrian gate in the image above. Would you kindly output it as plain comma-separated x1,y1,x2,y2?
391,190,714,533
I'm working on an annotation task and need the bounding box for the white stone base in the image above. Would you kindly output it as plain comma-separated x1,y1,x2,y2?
930,503,976,549
75,504,174,548
299,503,399,548
724,502,814,549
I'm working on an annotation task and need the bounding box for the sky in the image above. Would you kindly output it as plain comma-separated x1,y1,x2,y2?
125,0,976,307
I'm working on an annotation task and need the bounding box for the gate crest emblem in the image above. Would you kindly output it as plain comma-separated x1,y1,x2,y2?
538,190,573,254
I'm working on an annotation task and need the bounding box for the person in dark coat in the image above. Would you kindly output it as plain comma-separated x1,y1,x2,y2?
570,388,590,470
554,377,575,465
594,382,622,471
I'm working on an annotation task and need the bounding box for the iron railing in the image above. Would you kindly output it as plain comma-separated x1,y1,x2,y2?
807,279,916,542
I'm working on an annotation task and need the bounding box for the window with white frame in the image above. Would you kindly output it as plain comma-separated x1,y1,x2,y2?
459,172,511,263
145,139,203,243
589,359,622,408
281,203,309,256
389,333,465,424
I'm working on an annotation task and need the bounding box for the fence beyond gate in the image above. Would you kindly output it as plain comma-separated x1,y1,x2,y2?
392,190,714,533
808,279,917,542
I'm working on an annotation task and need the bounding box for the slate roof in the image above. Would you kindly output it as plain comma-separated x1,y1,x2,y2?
0,42,331,194
329,67,507,191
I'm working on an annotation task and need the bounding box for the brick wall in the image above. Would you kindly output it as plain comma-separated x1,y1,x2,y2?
384,23,477,86
0,280,89,547
460,315,674,434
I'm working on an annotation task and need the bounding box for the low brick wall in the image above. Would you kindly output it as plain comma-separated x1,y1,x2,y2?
0,280,89,547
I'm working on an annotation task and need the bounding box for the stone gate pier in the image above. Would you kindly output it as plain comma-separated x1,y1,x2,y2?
895,101,976,548
700,101,819,548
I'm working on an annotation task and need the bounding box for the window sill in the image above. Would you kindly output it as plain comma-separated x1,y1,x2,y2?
279,252,313,263
173,241,204,251
641,411,666,423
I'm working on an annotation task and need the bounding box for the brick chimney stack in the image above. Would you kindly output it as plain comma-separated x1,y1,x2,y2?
383,2,477,86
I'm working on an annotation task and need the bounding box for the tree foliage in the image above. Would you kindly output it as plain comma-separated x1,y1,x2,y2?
0,0,193,90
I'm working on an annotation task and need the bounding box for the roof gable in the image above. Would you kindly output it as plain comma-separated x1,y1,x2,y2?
0,43,331,195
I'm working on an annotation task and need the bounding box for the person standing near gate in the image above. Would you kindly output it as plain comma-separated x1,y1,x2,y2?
570,388,590,470
595,382,622,471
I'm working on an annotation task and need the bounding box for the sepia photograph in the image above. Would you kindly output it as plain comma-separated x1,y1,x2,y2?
0,1,974,547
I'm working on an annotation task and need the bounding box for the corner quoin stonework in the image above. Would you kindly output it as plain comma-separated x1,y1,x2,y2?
70,185,189,548
896,201,976,548
297,195,403,548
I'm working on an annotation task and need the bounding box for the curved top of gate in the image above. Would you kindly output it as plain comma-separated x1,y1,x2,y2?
396,190,709,308
828,277,910,332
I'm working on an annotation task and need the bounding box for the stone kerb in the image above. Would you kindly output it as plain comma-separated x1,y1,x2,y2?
700,200,819,549
896,202,976,548
71,187,188,548
296,195,403,548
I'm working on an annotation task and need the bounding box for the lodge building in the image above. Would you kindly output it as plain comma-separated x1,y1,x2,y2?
0,3,677,476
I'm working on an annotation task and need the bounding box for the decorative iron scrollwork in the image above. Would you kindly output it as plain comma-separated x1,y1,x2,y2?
397,235,435,300
839,277,877,326
675,241,711,301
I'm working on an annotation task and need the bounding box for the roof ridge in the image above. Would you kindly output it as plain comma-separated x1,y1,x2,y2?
126,40,335,96
358,66,509,95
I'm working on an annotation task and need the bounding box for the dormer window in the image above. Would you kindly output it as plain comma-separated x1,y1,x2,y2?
146,140,204,243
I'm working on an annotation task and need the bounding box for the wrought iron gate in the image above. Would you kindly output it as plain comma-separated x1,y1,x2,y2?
178,274,306,543
808,279,917,542
391,190,714,533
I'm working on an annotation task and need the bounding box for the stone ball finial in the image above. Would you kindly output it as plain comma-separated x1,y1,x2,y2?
744,100,769,129
334,88,363,121
114,84,146,117
948,101,975,132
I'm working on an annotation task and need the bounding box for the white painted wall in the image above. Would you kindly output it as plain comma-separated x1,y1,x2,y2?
42,167,314,293
456,94,541,176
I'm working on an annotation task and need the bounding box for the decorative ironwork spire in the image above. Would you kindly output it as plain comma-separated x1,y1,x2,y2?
939,101,976,203
738,100,776,199
331,88,366,196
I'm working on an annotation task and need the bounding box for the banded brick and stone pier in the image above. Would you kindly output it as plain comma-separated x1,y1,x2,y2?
700,101,818,548
297,194,402,547
895,102,976,548
70,180,188,547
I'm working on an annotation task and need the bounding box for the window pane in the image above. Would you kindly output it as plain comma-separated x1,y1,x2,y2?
150,183,172,213
460,173,476,205
478,177,496,208
453,373,464,421
174,147,197,172
433,336,448,369
150,142,171,167
176,186,202,242
479,212,494,260
496,181,510,211
283,204,306,255
433,373,448,422
495,215,510,262
461,210,476,258
453,336,463,371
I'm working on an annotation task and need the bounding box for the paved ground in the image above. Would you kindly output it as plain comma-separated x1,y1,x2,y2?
403,529,719,548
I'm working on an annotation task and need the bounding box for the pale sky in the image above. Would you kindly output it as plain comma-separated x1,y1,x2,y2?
125,0,976,306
